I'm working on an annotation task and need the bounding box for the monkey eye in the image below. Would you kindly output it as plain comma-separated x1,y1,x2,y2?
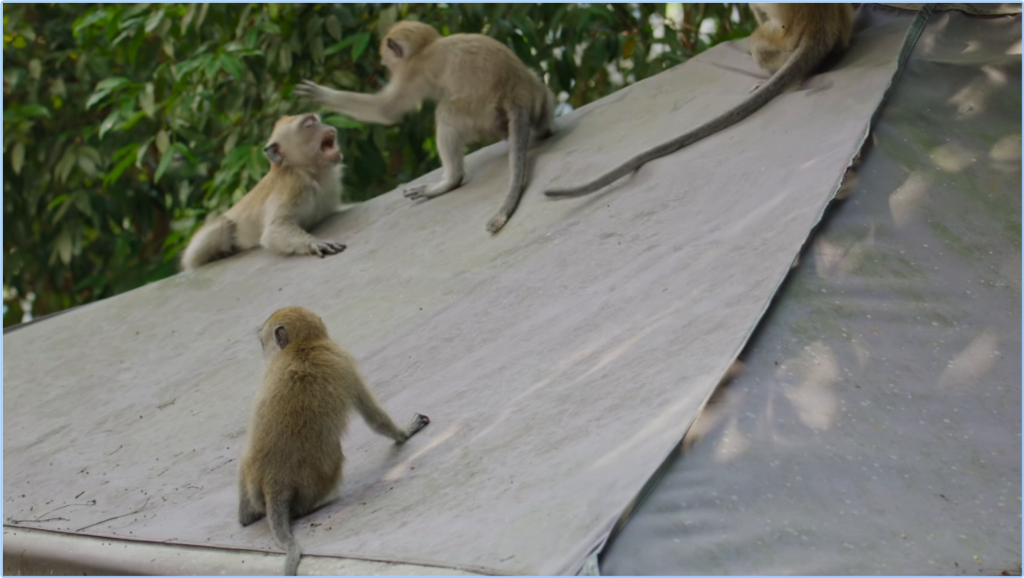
302,116,318,128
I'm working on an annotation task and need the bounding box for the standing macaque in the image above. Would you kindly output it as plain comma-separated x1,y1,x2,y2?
297,21,555,234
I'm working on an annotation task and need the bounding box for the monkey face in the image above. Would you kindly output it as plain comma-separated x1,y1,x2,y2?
380,21,440,70
264,114,342,168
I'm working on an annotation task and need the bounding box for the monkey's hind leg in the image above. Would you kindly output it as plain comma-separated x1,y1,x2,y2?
181,217,237,271
403,121,465,201
486,106,532,234
238,473,265,526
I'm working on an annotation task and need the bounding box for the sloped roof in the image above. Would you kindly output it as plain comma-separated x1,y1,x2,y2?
4,6,923,575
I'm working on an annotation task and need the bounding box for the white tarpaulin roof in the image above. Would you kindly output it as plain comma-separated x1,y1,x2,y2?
2,5,971,576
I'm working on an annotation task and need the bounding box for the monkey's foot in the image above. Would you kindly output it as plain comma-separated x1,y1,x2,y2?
405,413,430,439
402,183,455,201
310,241,347,258
402,184,432,200
486,213,509,234
238,510,265,527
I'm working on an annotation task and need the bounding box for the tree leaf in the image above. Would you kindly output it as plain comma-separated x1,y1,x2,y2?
623,34,636,59
53,193,75,223
351,32,371,61
323,114,363,129
46,194,70,212
136,139,153,169
223,130,238,154
325,35,358,56
219,53,246,79
278,45,292,72
85,89,112,110
72,9,110,36
156,130,170,154
325,15,341,41
104,148,137,187
121,110,147,131
11,142,25,175
77,146,102,176
144,8,165,33
154,144,175,183
56,229,73,265
95,77,131,92
181,3,196,33
17,104,52,118
56,146,78,183
310,35,324,65
99,110,120,139
140,82,156,117
195,3,209,32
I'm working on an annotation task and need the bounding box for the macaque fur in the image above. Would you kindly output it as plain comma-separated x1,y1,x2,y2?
238,306,430,575
180,114,347,271
298,21,555,234
544,3,854,198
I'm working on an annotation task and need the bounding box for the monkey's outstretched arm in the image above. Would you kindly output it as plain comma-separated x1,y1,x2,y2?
352,380,429,443
544,38,831,199
297,81,418,126
261,219,346,259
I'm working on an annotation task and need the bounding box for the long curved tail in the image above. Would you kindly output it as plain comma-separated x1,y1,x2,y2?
268,497,302,576
545,40,828,198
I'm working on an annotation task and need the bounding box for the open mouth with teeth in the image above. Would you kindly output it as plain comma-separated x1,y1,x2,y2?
320,129,342,163
320,133,336,152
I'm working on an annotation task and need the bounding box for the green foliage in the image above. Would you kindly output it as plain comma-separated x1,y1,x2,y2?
3,3,755,326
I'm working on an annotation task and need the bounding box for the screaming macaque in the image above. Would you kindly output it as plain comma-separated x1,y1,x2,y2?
297,20,555,234
180,114,348,271
238,306,430,575
544,3,854,198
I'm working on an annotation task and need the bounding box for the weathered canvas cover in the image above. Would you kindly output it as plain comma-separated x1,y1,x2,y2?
4,6,917,575
604,6,1023,576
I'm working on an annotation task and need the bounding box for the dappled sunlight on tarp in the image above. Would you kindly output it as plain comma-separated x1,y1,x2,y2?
989,133,1022,169
813,223,876,278
949,64,1009,120
938,328,999,389
382,423,463,484
713,416,752,463
889,171,930,227
930,142,975,172
778,341,840,431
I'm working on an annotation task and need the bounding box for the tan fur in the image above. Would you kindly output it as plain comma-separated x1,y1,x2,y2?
238,306,430,576
545,3,854,198
180,114,347,271
297,21,556,234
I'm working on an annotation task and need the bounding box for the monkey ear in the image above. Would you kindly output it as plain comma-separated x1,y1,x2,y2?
263,142,284,164
387,38,404,59
273,325,289,350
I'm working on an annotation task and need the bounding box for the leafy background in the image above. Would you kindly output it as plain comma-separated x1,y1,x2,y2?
3,3,756,327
